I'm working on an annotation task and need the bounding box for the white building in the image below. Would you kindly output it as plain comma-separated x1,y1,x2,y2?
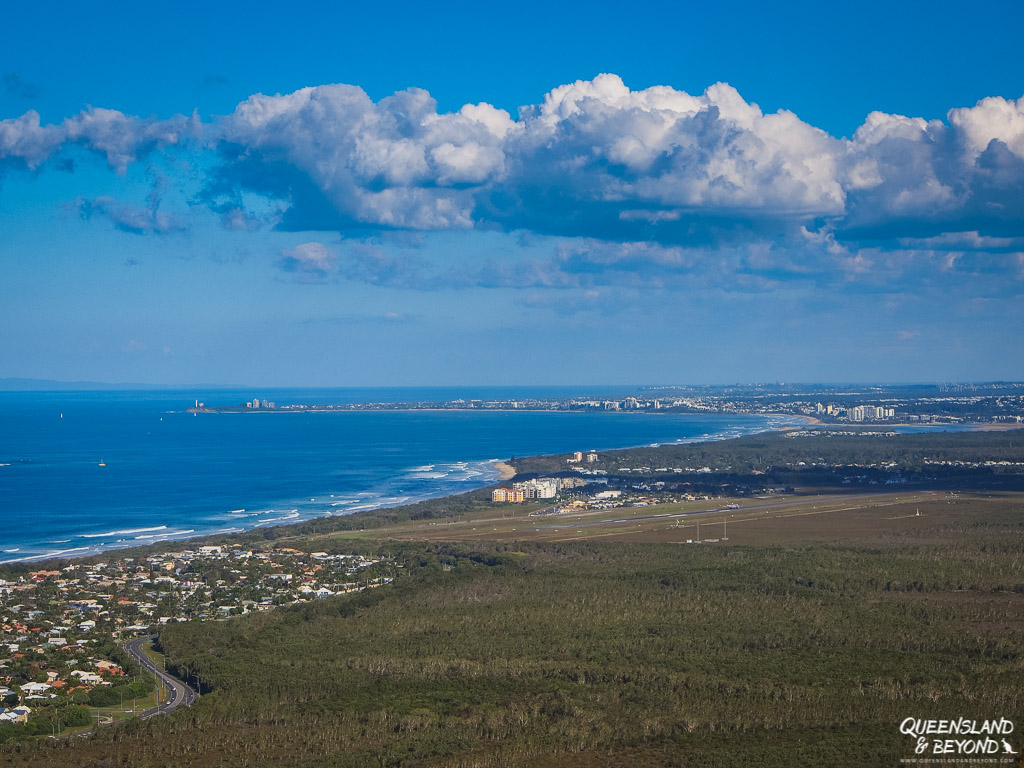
849,405,895,421
512,478,558,499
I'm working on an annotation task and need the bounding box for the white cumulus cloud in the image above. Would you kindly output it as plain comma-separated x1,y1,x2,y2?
0,110,63,168
5,75,1024,274
216,84,514,230
279,242,338,277
0,107,199,174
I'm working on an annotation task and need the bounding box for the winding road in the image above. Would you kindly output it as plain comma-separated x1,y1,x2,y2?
123,635,197,719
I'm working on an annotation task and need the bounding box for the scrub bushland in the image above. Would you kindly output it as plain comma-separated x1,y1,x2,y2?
7,509,1023,768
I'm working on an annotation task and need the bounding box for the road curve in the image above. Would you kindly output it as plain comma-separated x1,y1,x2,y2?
123,635,197,719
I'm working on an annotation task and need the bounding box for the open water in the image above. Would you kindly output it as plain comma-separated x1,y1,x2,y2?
0,387,788,561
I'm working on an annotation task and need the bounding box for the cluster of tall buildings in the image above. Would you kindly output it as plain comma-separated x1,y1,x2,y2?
492,475,587,503
814,403,895,421
570,398,664,411
847,405,895,421
246,398,276,409
493,479,557,502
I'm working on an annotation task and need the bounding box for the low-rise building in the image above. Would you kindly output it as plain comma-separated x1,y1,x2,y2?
492,488,526,503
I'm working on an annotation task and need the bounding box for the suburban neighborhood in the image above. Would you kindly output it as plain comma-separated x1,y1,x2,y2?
0,546,392,741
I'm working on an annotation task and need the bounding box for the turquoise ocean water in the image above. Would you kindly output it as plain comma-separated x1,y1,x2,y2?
0,387,788,562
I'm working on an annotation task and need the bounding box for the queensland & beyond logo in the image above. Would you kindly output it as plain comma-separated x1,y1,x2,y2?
900,717,1018,760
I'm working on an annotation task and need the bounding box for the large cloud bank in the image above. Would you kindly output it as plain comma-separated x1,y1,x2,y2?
3,74,1024,253
205,74,1024,247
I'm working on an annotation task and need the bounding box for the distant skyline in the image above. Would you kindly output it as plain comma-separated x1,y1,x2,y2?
2,1,1023,386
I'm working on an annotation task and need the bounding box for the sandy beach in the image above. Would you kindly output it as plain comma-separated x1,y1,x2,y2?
493,461,516,480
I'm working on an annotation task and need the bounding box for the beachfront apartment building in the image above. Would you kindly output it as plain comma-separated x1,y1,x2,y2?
848,406,896,421
500,476,589,502
512,478,558,500
491,488,526,503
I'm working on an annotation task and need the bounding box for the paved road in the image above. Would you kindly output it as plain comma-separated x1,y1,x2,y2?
123,635,197,719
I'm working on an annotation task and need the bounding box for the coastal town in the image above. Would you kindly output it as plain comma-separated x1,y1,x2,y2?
492,451,724,509
187,382,1024,426
0,546,391,740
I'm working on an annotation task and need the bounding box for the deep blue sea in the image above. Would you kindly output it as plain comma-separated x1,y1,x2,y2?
0,387,789,562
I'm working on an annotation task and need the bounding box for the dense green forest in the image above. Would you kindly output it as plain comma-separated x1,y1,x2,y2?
516,429,1024,475
511,429,1024,495
7,496,1023,768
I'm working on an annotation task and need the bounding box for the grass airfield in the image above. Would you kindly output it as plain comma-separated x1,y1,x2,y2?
320,488,1020,548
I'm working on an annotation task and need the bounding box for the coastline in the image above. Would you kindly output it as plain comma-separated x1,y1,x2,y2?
1,413,784,565
4,412,1017,566
493,461,516,481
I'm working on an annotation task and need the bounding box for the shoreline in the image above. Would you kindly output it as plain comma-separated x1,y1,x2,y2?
3,415,1017,566
1,415,788,566
184,407,739,415
493,461,516,481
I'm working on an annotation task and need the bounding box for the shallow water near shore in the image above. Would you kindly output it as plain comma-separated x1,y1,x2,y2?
0,388,787,561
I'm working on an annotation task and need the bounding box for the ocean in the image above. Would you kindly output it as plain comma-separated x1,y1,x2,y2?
0,387,787,562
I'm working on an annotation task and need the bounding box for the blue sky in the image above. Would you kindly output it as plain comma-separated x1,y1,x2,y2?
2,0,1023,386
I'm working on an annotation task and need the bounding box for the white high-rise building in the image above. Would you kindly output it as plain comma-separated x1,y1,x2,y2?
512,478,558,499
